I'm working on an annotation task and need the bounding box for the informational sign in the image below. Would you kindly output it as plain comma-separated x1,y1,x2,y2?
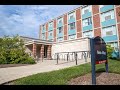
94,36,107,64
90,36,108,85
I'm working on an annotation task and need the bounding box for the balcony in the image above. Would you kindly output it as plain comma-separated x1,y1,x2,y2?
100,5,114,13
83,24,92,31
82,12,92,19
101,19,116,27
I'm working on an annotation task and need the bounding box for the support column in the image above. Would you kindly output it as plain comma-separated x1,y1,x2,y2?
47,45,52,60
40,45,44,60
33,43,36,58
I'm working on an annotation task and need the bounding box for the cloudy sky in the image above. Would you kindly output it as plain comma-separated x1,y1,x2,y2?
0,5,80,39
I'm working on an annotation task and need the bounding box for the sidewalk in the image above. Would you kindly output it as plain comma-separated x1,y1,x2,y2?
0,59,90,85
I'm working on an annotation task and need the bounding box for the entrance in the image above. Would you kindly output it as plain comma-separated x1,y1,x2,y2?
44,45,48,58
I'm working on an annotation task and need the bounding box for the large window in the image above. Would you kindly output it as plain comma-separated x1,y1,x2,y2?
42,33,45,40
57,37,63,42
49,31,53,36
82,5,92,15
83,30,93,38
58,17,63,24
49,22,53,27
69,35,76,40
42,25,45,30
69,22,75,30
58,27,63,34
101,10,115,22
68,12,75,19
102,25,117,37
82,17,92,27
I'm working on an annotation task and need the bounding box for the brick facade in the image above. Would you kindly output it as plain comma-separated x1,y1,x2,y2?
76,20,82,38
92,5,99,15
47,45,52,59
94,28,101,37
93,14,101,28
76,8,81,20
46,23,48,40
116,7,120,23
33,43,36,58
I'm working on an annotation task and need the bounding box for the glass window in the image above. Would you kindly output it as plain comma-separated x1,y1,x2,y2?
82,5,92,15
69,35,76,40
69,22,75,30
42,25,45,30
99,5,104,8
58,17,63,24
49,31,53,36
58,27,63,33
42,33,45,39
101,10,115,22
82,17,92,27
68,12,75,19
57,37,63,42
83,30,93,38
49,22,53,27
102,25,116,37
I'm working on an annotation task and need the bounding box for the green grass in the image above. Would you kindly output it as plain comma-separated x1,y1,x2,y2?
11,59,120,85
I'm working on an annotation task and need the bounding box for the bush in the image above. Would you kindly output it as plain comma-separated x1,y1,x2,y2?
106,45,114,59
0,35,35,64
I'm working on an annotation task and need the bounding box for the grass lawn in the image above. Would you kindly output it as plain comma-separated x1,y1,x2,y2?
11,59,120,85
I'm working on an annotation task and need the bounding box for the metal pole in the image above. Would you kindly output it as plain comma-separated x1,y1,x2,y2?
67,53,69,62
84,52,87,62
90,38,96,85
75,52,78,65
57,53,59,64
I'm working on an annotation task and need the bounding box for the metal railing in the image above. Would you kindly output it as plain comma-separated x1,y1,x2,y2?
52,51,91,65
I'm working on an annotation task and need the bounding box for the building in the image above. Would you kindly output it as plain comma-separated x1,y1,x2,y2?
22,5,120,61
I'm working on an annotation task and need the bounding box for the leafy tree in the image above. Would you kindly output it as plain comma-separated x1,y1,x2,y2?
0,35,35,64
106,45,114,59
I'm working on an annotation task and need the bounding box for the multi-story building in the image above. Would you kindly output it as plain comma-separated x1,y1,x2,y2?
40,5,120,48
22,5,120,61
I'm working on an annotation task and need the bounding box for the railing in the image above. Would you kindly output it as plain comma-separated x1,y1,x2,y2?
52,51,91,65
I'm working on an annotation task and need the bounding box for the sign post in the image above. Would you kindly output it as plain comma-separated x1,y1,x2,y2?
90,36,108,85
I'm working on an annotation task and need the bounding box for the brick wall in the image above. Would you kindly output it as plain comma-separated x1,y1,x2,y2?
94,28,101,37
93,14,101,28
92,5,99,15
46,23,48,40
116,6,120,23
76,20,82,38
64,14,68,40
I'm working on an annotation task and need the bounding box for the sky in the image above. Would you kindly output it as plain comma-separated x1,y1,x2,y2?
0,5,80,39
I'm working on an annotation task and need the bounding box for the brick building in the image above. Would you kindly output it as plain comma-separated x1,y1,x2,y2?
22,5,120,61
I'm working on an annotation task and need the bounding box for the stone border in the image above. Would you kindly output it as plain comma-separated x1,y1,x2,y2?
0,64,35,68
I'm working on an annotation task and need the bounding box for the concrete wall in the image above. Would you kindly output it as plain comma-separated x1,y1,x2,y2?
51,38,90,59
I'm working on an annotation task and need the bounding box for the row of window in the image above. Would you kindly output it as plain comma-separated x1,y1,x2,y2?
42,5,114,31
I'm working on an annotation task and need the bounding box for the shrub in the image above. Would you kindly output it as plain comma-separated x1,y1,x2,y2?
0,35,35,64
106,45,114,59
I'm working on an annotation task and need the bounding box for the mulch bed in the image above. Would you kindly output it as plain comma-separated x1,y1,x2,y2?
68,72,120,85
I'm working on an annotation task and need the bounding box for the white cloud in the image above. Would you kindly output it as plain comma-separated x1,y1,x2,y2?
0,5,80,38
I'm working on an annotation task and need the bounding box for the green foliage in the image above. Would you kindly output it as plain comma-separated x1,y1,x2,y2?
106,45,114,59
0,35,35,64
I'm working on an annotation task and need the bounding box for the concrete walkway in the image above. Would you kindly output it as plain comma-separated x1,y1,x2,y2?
0,59,90,85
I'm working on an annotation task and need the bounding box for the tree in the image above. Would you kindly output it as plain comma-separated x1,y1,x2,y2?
0,35,35,64
106,45,114,59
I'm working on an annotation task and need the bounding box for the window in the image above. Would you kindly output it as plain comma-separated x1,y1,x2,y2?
49,22,53,27
101,10,115,22
82,17,92,27
69,22,75,30
68,12,75,19
42,33,45,39
69,35,76,40
105,15,111,20
57,37,63,42
83,30,93,38
42,25,45,30
58,17,63,24
58,27,63,33
49,31,53,36
99,5,104,8
102,25,116,37
82,5,92,14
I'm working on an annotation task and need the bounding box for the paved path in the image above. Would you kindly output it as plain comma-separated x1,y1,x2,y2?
0,59,90,85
